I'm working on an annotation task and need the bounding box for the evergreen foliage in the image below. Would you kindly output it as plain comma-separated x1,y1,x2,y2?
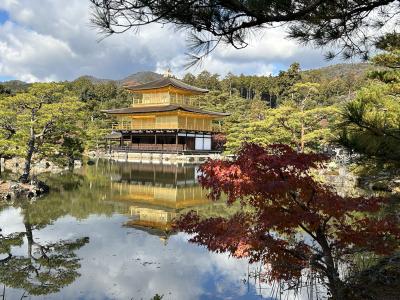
0,83,85,182
182,63,358,153
340,33,400,164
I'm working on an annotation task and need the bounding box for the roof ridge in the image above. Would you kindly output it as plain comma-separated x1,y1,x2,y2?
124,77,208,93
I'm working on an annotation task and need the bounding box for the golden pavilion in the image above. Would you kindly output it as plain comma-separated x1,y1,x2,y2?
103,74,229,153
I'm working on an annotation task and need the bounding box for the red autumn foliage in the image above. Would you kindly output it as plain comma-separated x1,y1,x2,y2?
212,133,227,151
175,143,400,299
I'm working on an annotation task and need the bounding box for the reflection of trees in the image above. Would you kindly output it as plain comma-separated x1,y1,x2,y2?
0,223,89,296
23,167,126,224
0,172,93,298
0,229,24,263
0,162,126,297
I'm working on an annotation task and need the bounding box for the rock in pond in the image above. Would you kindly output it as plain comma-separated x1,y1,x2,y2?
0,179,49,201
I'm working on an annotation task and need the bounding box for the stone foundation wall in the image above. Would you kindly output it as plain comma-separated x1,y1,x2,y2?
104,151,226,164
2,157,82,175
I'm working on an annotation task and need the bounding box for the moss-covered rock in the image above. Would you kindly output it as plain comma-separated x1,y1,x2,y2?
0,179,49,201
345,253,400,300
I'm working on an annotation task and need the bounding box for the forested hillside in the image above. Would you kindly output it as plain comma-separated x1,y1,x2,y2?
0,60,392,162
180,62,371,153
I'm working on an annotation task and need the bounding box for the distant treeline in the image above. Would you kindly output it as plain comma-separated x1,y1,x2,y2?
182,62,371,107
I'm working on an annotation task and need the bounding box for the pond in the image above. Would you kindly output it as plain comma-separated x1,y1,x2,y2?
0,160,312,300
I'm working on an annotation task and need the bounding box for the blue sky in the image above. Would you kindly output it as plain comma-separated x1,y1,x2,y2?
0,9,8,24
0,7,13,84
0,1,349,83
0,9,15,81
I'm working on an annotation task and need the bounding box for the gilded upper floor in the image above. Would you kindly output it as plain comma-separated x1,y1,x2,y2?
125,76,208,107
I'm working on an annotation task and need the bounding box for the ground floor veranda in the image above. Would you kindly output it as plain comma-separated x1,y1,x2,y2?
106,130,222,154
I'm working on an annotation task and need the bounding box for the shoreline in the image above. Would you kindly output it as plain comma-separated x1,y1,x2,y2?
89,149,232,164
0,179,49,201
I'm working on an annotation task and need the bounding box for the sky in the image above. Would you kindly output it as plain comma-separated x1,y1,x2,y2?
0,0,350,83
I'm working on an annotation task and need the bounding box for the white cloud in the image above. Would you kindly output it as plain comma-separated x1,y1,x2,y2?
0,21,76,82
0,0,345,82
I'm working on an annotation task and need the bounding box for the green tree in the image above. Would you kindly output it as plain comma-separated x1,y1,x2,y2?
275,62,302,103
69,77,96,104
182,73,196,86
195,71,221,90
290,82,321,152
67,79,131,151
248,99,268,121
224,81,338,153
231,105,338,153
340,33,400,163
0,83,84,183
0,84,11,98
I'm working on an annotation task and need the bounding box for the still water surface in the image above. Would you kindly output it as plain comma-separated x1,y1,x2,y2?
0,160,306,300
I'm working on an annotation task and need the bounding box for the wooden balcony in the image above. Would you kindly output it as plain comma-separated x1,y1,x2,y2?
113,144,185,152
111,121,219,132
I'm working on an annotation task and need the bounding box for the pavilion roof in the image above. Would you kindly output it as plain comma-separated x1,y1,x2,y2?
102,104,229,117
124,77,208,94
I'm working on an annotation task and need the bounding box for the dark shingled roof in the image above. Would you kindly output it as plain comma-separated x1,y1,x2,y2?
102,104,229,117
124,77,208,94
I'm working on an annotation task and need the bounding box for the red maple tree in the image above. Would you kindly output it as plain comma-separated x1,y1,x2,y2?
175,144,400,299
212,133,227,151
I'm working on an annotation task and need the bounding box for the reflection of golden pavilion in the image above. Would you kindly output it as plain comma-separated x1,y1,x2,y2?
116,184,209,209
110,163,210,238
127,206,176,235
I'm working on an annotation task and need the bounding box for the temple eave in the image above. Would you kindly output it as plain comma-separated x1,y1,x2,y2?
101,105,229,117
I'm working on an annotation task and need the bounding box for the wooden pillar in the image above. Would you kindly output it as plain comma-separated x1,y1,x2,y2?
176,131,179,153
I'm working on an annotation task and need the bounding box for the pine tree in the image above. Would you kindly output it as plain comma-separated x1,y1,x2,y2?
0,83,84,182
340,33,400,164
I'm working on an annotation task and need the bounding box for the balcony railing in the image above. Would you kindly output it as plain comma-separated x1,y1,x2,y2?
112,144,184,152
111,122,217,132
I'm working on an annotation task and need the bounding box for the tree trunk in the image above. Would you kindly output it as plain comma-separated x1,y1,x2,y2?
324,254,346,299
19,128,35,183
300,103,305,153
316,229,346,300
68,155,75,170
300,121,305,153
25,222,34,258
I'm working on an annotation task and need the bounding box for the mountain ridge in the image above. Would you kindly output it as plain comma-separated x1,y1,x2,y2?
0,63,371,88
76,71,163,86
